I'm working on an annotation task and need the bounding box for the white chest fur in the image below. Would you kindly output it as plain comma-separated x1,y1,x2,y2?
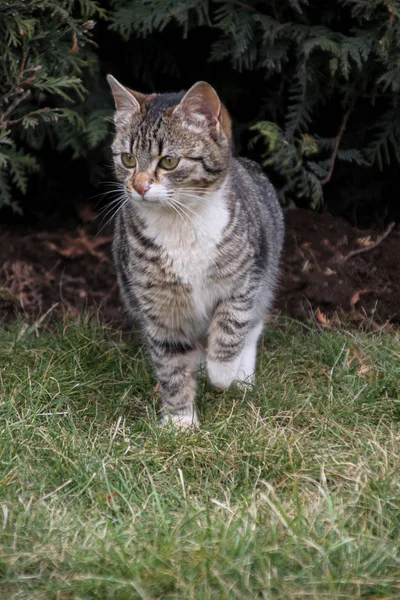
140,185,230,319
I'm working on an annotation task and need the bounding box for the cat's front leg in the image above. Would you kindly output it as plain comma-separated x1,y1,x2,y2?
206,295,255,389
147,334,199,428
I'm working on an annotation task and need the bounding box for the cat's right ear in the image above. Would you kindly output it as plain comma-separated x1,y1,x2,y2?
172,81,231,139
107,75,141,114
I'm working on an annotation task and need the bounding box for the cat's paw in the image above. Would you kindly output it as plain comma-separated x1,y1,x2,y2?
235,372,255,388
160,412,199,429
207,358,240,389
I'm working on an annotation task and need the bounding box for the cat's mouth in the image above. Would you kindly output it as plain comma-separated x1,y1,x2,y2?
128,187,163,203
125,184,212,215
127,185,176,202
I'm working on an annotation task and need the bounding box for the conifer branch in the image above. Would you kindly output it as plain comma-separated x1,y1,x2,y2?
6,107,52,127
269,0,279,21
322,99,355,185
0,0,104,211
226,0,256,12
2,90,31,123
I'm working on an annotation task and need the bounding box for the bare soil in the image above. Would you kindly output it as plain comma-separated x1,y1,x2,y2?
1,205,399,329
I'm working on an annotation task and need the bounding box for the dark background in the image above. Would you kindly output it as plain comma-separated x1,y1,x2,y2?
3,0,400,228
1,1,400,327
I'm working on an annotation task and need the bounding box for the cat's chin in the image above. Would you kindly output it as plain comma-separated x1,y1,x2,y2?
128,195,189,214
127,195,164,207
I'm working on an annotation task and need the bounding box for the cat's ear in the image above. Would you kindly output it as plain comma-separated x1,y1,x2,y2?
173,82,224,131
107,75,141,113
107,75,156,117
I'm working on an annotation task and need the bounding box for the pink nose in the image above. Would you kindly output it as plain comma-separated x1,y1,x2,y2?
133,182,150,196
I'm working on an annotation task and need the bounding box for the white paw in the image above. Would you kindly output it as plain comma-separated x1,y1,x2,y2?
235,364,256,388
207,358,240,389
235,372,255,388
160,412,199,429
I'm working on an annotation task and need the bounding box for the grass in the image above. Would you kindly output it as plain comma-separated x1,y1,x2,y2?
0,316,400,599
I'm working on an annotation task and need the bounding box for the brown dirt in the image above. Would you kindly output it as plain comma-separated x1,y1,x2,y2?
281,209,400,327
0,206,399,329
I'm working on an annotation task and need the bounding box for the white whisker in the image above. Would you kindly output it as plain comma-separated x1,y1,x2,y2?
102,181,124,187
91,182,125,207
171,198,201,218
169,199,201,231
177,191,211,199
174,195,210,225
173,196,200,216
90,189,122,202
96,196,125,217
166,201,185,223
179,186,212,193
96,200,124,224
96,194,129,237
97,190,125,215
176,193,212,205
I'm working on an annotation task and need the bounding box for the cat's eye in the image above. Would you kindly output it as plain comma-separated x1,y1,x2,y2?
121,153,137,168
159,156,180,170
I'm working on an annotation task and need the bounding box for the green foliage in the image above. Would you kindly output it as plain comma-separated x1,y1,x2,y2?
0,130,39,212
215,1,400,207
108,0,400,210
250,122,324,208
366,108,400,169
0,0,108,211
2,0,400,214
108,0,209,40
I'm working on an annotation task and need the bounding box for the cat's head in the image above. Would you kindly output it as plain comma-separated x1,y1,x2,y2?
107,75,232,207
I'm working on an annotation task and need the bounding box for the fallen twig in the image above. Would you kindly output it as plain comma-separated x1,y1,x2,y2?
338,222,395,263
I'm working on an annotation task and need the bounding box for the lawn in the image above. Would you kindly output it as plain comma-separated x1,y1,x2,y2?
0,317,399,599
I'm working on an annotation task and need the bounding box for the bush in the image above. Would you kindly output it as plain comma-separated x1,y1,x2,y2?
0,0,108,212
2,0,400,221
109,0,400,216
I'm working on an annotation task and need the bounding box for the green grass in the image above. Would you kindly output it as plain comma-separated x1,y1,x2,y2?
0,317,400,599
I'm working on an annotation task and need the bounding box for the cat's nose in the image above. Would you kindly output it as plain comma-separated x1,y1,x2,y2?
133,182,150,196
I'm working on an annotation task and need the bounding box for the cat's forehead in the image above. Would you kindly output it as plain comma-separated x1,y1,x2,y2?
123,92,205,156
132,93,184,149
146,91,186,116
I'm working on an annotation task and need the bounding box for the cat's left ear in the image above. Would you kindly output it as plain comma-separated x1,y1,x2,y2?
173,82,229,136
107,74,156,115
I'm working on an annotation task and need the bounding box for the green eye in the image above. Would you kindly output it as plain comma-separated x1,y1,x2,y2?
159,156,180,170
121,153,137,168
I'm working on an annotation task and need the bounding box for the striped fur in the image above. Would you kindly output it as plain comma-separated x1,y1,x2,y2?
107,76,284,428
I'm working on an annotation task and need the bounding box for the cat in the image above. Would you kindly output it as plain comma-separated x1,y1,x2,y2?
107,74,284,428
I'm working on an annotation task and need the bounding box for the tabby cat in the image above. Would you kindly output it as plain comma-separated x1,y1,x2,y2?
107,75,284,428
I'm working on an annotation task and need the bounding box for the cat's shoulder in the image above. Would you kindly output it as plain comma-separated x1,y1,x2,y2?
232,156,273,186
